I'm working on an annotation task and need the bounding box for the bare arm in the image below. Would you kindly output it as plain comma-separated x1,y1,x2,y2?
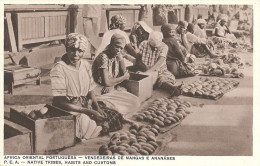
52,96,105,121
215,28,225,37
146,56,165,73
101,68,129,87
87,90,106,116
125,43,138,59
181,33,190,50
117,55,127,74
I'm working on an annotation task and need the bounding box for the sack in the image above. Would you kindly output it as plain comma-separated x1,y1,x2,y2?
99,103,124,134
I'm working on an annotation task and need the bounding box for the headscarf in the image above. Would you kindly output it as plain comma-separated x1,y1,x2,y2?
178,21,188,29
218,14,228,22
65,33,88,52
161,24,175,38
187,23,195,33
148,31,163,47
138,21,153,33
110,15,127,29
197,19,206,25
110,33,126,46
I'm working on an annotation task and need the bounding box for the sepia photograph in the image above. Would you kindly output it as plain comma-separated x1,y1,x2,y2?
1,1,259,165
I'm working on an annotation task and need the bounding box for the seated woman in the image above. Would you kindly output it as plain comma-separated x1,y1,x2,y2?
214,15,232,37
161,24,196,78
212,14,237,48
187,23,218,58
134,31,183,97
175,21,190,55
95,15,137,66
129,21,153,52
194,19,208,39
50,33,106,140
92,33,140,115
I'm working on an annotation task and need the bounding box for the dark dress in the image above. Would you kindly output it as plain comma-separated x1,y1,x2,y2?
163,36,195,78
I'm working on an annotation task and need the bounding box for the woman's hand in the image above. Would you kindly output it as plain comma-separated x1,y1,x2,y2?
97,107,107,118
123,70,130,80
90,110,106,122
101,86,114,94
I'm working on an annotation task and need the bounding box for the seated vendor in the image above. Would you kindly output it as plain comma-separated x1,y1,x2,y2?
134,31,183,97
194,19,208,39
187,23,218,58
161,24,196,78
50,33,106,141
92,33,140,115
214,15,231,37
175,21,190,55
129,21,153,52
95,15,137,66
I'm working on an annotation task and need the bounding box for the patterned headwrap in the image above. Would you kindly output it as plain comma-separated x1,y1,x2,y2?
65,33,88,52
110,15,127,29
161,24,175,38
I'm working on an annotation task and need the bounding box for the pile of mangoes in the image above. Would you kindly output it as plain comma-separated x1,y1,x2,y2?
135,98,191,127
99,124,159,155
183,77,239,99
23,107,51,120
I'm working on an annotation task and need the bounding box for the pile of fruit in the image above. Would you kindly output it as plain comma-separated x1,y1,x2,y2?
135,97,191,128
99,124,159,155
183,77,239,100
201,54,245,78
21,106,51,120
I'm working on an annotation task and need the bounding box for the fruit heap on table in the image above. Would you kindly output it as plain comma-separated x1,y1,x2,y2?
135,97,191,127
183,77,239,99
99,124,159,155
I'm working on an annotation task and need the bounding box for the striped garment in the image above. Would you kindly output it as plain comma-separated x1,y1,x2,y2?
138,41,176,87
50,57,96,98
50,56,100,140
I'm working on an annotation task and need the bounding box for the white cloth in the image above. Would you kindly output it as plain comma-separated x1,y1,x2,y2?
96,90,140,115
95,29,130,57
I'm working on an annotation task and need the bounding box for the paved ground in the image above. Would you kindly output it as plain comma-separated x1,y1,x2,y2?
4,49,253,156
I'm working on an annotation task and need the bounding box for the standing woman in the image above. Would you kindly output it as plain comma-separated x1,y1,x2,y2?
50,33,106,140
92,33,141,115
161,24,195,78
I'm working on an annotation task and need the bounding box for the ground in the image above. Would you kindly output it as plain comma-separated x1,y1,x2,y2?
4,48,253,156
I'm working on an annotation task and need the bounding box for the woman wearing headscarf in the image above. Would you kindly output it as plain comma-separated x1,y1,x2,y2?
129,21,153,52
50,33,106,140
134,31,183,97
161,24,196,78
212,14,236,48
175,21,190,54
194,19,208,39
187,23,218,58
96,15,137,66
214,14,231,37
92,33,141,115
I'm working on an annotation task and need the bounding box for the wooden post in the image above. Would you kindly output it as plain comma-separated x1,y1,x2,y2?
6,13,17,53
